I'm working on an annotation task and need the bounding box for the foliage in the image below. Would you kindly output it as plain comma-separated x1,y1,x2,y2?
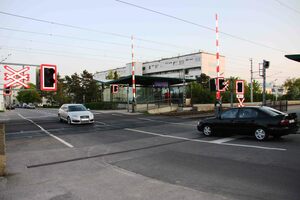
186,81,214,104
187,75,275,104
106,70,119,80
283,78,300,100
196,73,210,89
84,102,118,110
16,83,42,104
39,74,71,106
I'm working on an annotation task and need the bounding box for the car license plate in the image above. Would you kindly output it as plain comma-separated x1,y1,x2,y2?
81,118,89,121
289,119,295,123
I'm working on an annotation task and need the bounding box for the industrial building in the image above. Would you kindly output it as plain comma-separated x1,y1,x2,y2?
94,51,226,82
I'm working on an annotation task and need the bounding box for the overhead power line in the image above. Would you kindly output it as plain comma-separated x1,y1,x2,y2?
273,0,300,15
0,27,178,54
0,10,190,49
115,0,288,53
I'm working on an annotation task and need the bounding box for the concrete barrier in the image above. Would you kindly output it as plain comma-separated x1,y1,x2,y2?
0,124,5,176
148,105,178,114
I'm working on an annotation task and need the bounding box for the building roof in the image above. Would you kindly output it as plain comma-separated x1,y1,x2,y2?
285,54,300,62
102,75,194,86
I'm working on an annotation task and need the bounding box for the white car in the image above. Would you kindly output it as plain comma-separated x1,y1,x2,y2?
58,104,94,124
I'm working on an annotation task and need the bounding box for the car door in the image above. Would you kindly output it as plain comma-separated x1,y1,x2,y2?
215,108,239,134
235,108,259,135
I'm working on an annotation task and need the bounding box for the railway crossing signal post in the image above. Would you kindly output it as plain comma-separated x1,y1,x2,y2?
259,60,270,106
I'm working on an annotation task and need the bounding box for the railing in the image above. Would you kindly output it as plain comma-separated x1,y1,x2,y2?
266,100,288,112
143,98,182,111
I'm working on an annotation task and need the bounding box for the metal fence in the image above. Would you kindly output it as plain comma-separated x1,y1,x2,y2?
266,100,288,112
144,98,182,111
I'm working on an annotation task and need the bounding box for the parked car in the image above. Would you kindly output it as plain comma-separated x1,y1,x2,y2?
197,106,299,141
58,104,94,124
26,103,36,109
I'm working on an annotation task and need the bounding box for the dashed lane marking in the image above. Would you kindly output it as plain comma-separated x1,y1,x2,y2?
18,113,74,148
209,136,243,144
124,128,286,151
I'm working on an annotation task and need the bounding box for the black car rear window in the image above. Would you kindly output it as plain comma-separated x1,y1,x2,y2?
260,107,286,116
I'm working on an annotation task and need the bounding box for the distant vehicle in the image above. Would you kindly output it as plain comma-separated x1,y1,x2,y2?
197,106,299,141
26,103,36,109
6,104,15,110
58,104,94,124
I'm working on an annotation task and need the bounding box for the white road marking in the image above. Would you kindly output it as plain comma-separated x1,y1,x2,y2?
209,136,243,144
95,121,109,126
138,118,196,126
124,128,286,151
18,113,74,148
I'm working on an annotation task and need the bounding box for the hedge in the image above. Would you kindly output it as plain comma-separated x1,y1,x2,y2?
84,102,118,110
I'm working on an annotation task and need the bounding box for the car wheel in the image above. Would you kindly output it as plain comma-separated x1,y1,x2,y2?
254,128,268,141
202,125,213,136
67,117,72,125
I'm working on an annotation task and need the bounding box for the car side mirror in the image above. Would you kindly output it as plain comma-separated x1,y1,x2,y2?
87,108,90,111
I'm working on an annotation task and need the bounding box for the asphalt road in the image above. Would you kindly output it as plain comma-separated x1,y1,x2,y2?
1,107,300,200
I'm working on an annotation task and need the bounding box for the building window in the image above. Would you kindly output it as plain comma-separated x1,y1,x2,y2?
142,67,145,71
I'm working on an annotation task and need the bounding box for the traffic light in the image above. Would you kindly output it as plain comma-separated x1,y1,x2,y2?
236,80,244,94
263,60,270,69
40,64,57,91
3,86,12,96
111,84,119,94
209,78,216,92
218,77,225,91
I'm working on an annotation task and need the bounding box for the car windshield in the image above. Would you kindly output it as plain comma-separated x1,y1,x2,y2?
68,105,87,112
260,106,286,116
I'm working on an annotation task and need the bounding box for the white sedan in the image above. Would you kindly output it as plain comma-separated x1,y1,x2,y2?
58,104,94,124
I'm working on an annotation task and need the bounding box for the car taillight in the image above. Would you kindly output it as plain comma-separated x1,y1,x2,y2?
280,119,289,126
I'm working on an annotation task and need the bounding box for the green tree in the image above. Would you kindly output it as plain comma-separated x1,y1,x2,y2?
106,70,119,80
196,73,210,89
65,73,83,103
16,83,42,104
81,70,101,103
283,78,300,100
187,82,213,104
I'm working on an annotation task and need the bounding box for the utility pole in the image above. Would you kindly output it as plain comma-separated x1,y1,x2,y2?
250,58,253,103
230,77,234,108
182,69,186,107
260,60,270,106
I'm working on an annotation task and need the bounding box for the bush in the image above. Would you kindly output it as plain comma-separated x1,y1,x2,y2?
84,102,118,110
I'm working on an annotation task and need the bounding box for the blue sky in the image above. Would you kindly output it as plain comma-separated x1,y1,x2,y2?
0,0,299,85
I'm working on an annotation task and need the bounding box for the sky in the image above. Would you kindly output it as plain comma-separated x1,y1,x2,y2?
0,0,299,86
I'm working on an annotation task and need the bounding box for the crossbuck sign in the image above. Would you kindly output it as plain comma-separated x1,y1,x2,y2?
3,65,30,88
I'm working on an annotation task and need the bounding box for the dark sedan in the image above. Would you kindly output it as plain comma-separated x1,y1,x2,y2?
197,106,299,141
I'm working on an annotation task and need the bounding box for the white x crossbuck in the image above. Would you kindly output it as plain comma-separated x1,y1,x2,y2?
4,65,30,88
